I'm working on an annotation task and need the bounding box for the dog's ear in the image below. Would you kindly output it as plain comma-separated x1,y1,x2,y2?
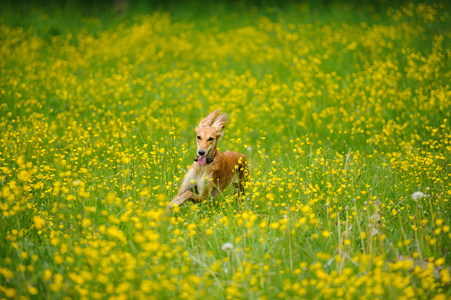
197,110,221,130
212,112,228,137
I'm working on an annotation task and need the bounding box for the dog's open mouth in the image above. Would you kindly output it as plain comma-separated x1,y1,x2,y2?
197,155,207,166
197,148,211,166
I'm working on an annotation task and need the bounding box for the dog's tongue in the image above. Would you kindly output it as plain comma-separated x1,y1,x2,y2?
198,156,206,166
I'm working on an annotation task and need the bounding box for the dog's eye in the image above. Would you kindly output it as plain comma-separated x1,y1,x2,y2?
208,137,214,141
197,136,201,140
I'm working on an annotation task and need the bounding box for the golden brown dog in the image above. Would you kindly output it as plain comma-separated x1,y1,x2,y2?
168,110,247,208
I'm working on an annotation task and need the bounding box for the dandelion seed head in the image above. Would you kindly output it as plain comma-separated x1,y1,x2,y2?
370,214,381,221
412,191,425,200
221,243,233,252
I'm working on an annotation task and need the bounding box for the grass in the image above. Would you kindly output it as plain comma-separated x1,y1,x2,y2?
0,0,450,299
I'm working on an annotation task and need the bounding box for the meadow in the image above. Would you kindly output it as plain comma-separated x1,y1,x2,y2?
0,0,450,299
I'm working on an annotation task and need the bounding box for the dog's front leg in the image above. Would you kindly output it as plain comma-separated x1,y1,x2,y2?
168,182,213,208
169,190,200,207
168,174,194,208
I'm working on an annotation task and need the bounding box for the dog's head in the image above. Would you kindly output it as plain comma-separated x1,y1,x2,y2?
195,110,227,166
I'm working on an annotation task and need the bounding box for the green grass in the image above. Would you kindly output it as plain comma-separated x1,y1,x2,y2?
0,0,450,299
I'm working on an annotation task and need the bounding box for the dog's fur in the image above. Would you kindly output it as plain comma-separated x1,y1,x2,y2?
168,110,247,208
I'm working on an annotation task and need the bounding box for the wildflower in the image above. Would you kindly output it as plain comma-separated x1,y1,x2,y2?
411,191,425,200
156,193,167,202
432,294,447,300
0,268,14,279
54,255,64,264
322,231,331,238
81,218,91,227
370,213,381,221
270,222,280,229
221,243,233,252
43,269,52,281
28,286,38,295
435,257,445,266
17,170,31,182
4,288,16,298
33,216,45,229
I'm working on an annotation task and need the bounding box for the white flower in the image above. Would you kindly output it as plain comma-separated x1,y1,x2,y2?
221,243,233,252
412,191,425,200
370,214,381,221
371,228,379,236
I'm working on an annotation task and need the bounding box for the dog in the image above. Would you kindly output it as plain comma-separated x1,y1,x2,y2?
168,110,247,208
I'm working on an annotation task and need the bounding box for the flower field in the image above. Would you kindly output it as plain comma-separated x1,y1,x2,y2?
1,1,450,299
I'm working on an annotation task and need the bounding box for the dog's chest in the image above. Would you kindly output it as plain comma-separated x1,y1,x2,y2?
187,166,213,191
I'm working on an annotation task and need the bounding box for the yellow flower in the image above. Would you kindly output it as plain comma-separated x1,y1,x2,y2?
270,222,280,229
54,255,64,264
435,257,445,266
0,268,14,279
172,203,180,213
156,193,167,202
81,218,91,227
187,223,197,231
43,269,52,281
432,294,447,300
322,231,331,238
266,193,275,201
4,288,16,298
28,286,38,295
17,170,31,182
33,216,45,229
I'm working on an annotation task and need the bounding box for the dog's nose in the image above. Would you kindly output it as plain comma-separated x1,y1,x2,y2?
198,150,206,156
